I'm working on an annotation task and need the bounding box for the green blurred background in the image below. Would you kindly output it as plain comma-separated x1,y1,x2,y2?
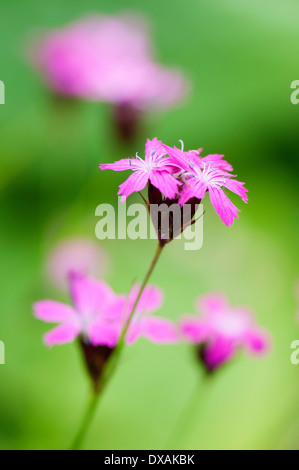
0,0,299,450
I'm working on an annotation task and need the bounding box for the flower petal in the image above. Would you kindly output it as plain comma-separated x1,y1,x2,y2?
87,320,120,348
149,170,179,199
127,316,179,344
129,285,164,315
33,300,77,323
118,170,149,202
106,295,127,320
100,158,144,171
243,327,270,354
145,138,166,161
180,316,211,343
224,179,248,203
208,187,240,226
70,272,115,316
179,178,206,206
196,293,228,317
201,154,233,172
203,337,236,371
165,145,190,172
44,323,80,346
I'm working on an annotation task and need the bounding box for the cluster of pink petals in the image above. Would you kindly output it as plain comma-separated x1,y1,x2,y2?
33,272,178,347
180,293,270,371
100,138,180,201
100,138,248,226
28,14,189,110
167,144,248,226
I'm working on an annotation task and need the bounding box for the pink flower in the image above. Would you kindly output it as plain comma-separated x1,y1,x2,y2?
99,138,180,201
28,14,189,111
33,272,178,347
180,293,270,372
100,138,248,229
46,238,108,290
123,285,179,344
166,144,248,226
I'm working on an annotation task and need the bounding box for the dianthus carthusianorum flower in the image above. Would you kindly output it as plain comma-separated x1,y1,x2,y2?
165,143,248,226
33,271,178,348
28,15,189,141
100,138,180,201
33,272,178,389
100,138,248,238
180,293,270,372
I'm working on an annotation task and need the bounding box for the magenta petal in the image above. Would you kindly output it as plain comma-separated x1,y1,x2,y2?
33,300,77,323
145,138,166,161
180,317,211,343
209,187,240,226
243,327,270,354
201,154,233,172
196,293,228,317
178,186,196,206
100,158,143,172
118,170,149,202
224,179,248,203
149,170,179,199
107,295,127,320
179,179,206,206
165,145,190,172
44,323,80,346
129,285,164,314
127,316,179,344
204,337,236,370
87,321,120,348
70,272,114,315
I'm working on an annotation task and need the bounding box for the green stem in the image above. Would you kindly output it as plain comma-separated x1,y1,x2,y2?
166,373,213,449
70,242,164,450
70,391,100,450
119,242,164,345
102,243,164,383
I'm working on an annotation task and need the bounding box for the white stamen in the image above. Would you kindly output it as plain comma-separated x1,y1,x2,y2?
135,153,143,161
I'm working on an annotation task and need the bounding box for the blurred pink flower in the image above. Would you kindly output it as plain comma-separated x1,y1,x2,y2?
33,272,178,347
100,137,180,201
120,284,178,345
46,238,108,290
28,14,189,111
180,293,270,372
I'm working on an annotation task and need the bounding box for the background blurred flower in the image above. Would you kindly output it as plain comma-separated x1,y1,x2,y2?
180,293,270,373
28,14,190,142
122,284,179,344
34,272,117,347
28,14,152,99
34,272,178,347
46,238,108,290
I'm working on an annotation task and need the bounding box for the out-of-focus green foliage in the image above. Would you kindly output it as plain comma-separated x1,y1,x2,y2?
0,0,299,450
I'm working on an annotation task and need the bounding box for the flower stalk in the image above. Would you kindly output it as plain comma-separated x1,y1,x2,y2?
70,242,164,449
